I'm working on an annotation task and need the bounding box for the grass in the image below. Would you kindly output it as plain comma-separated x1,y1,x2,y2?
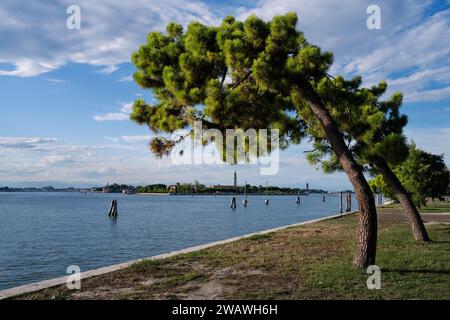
16,204,450,300
419,200,450,213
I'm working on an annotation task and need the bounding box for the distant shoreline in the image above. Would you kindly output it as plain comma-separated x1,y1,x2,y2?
137,192,170,196
0,191,349,195
111,192,336,196
162,192,316,196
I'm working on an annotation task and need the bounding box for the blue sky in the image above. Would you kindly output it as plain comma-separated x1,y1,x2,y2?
0,0,449,189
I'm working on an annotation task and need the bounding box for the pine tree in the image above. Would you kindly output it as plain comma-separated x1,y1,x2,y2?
130,13,377,268
307,76,429,241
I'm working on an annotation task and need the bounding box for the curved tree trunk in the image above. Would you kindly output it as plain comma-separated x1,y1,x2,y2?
373,158,430,241
301,82,378,268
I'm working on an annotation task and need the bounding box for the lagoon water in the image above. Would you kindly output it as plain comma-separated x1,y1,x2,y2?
0,192,354,290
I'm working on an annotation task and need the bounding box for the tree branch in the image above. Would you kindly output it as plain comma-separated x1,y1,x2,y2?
231,70,252,89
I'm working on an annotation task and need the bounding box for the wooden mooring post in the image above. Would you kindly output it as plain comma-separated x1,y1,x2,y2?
348,193,352,212
339,192,343,213
243,181,248,207
345,193,352,212
230,196,237,209
108,199,118,217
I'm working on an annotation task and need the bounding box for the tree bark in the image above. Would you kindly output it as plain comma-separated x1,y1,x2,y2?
373,158,430,241
301,82,378,268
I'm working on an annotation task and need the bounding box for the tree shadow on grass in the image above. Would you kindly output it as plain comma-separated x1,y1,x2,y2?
383,269,450,275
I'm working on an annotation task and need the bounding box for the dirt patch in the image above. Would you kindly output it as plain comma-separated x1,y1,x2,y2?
184,279,225,300
70,286,135,300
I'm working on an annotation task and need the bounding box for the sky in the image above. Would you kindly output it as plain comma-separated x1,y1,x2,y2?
0,0,449,190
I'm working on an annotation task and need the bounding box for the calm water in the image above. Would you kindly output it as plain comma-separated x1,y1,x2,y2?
0,192,353,290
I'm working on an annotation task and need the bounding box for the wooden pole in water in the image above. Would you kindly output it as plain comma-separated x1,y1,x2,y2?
264,181,269,205
108,200,118,217
243,180,248,207
339,192,343,213
345,193,349,212
231,196,237,209
108,200,114,217
348,193,352,212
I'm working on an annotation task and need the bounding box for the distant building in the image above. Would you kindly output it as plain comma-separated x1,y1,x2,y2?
103,183,111,193
211,171,238,191
167,185,177,193
43,185,54,192
122,188,136,195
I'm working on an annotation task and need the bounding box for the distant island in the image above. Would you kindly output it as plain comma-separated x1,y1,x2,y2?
0,182,331,195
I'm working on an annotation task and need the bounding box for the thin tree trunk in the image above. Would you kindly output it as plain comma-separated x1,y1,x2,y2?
301,82,378,268
374,158,430,241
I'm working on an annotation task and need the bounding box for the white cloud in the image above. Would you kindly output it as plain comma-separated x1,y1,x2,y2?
0,135,355,189
120,102,134,113
118,75,134,82
0,6,23,28
0,136,152,184
0,137,58,149
93,112,130,121
0,0,221,77
0,58,63,77
237,0,428,60
405,127,450,163
237,1,449,103
104,137,119,143
104,135,151,143
406,86,450,103
121,135,151,143
46,78,66,85
1,1,449,188
336,9,450,102
98,65,119,75
42,154,74,165
93,102,133,121
79,166,117,179
1,0,448,106
388,68,450,90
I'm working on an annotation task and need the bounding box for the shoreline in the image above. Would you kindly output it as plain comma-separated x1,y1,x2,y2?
0,191,334,195
0,210,358,300
138,192,337,196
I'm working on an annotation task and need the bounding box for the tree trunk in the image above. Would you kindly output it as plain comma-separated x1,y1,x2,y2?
374,158,430,241
301,82,378,268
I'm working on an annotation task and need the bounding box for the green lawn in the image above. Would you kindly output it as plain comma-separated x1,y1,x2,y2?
419,200,450,213
18,205,450,300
